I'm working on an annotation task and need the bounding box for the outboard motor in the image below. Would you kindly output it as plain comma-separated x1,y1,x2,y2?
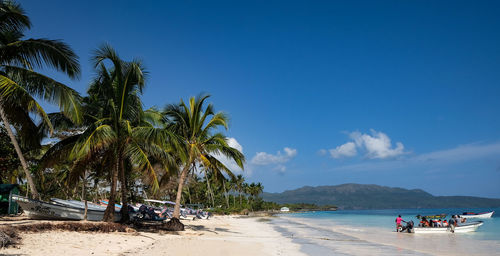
401,220,414,233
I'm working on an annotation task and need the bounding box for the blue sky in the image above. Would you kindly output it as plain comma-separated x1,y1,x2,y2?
23,0,500,197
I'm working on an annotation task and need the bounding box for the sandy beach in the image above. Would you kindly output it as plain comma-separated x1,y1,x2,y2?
0,216,305,256
2,214,500,256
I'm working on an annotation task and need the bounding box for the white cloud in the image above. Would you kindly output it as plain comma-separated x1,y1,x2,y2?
325,130,405,160
251,147,297,165
350,130,405,159
226,137,242,152
329,142,357,158
333,141,500,172
212,137,245,175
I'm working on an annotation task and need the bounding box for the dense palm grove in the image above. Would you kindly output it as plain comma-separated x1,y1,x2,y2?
0,1,275,222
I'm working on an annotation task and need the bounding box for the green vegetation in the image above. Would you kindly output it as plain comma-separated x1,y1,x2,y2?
179,173,270,214
162,95,245,218
0,1,253,222
0,1,81,200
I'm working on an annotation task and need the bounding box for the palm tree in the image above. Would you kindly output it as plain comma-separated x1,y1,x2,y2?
67,45,175,222
246,182,264,211
228,177,237,207
163,95,245,219
255,182,264,197
0,1,81,199
247,182,256,210
234,174,245,206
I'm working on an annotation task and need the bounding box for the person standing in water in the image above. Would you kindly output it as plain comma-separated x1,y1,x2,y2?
395,215,404,231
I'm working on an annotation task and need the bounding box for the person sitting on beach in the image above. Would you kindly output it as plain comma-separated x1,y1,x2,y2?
436,219,442,227
442,220,448,227
395,215,404,231
424,219,430,227
419,217,426,227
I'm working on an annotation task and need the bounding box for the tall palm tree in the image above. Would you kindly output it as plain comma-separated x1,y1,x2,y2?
163,95,245,219
229,177,237,207
0,1,81,199
234,174,245,206
68,45,175,222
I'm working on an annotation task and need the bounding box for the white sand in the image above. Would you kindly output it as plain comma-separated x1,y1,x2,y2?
1,216,306,256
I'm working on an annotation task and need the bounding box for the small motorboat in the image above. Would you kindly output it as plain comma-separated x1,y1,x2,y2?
412,221,483,234
13,195,121,221
458,211,494,219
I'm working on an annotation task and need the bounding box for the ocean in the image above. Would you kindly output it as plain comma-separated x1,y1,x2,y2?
271,208,500,255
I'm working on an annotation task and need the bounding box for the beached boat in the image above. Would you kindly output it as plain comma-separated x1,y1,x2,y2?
13,195,121,221
51,198,108,211
459,211,494,219
412,221,483,233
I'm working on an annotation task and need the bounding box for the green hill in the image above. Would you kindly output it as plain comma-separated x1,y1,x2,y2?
262,184,500,210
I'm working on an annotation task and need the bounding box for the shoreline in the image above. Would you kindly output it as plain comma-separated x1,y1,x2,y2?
3,214,499,255
276,215,500,256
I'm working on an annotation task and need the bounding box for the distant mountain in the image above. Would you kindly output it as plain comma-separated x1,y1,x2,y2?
262,184,500,210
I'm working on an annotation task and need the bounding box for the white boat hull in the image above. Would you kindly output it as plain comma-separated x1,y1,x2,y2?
412,221,483,233
51,198,109,211
13,196,121,222
459,211,494,219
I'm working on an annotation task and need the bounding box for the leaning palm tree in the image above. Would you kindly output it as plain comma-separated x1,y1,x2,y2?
0,1,81,199
163,95,245,219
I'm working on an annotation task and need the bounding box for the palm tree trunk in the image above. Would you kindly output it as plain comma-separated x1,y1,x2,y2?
119,157,129,223
0,99,39,199
223,179,229,208
103,155,120,222
204,170,215,208
82,178,88,221
173,163,190,218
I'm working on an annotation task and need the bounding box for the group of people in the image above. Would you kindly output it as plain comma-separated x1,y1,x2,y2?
395,214,467,231
417,217,448,227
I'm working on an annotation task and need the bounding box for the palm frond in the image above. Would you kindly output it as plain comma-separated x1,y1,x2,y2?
4,66,83,124
71,124,116,160
39,134,80,169
0,1,31,33
125,140,159,192
1,39,80,78
0,74,53,133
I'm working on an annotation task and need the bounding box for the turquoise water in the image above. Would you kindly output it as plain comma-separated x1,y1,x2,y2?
287,208,500,241
271,208,500,255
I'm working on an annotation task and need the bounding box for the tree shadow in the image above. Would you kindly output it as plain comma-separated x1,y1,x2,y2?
185,224,240,235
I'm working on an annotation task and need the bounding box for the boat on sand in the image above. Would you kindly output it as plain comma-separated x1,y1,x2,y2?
13,195,121,221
